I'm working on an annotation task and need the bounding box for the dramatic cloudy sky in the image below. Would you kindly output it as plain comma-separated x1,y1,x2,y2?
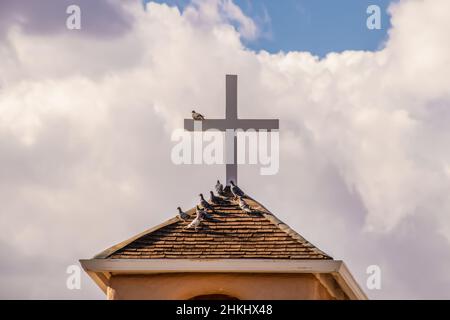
0,0,449,299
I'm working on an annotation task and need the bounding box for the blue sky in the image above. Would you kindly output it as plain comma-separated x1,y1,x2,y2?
149,0,395,57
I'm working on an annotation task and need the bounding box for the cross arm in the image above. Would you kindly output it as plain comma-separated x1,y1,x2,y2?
184,119,279,131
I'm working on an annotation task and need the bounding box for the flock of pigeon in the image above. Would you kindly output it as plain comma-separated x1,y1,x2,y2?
177,180,252,231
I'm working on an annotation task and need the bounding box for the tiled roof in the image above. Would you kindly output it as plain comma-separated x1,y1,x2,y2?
96,194,332,260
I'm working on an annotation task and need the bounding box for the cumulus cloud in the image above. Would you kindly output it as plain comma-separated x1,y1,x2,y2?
0,0,449,299
180,0,258,40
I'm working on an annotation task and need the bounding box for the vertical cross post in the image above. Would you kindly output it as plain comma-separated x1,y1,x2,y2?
226,75,238,185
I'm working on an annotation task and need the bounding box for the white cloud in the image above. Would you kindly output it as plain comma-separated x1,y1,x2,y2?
0,0,450,299
181,0,258,41
220,0,258,40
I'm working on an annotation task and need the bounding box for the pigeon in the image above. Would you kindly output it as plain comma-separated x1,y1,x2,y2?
230,180,245,197
185,215,201,231
177,207,189,221
238,196,252,213
196,205,210,220
199,193,215,212
192,110,205,120
209,191,226,205
215,180,224,196
216,180,225,197
185,206,208,231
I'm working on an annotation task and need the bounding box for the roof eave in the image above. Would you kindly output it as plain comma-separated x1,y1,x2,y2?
79,258,367,300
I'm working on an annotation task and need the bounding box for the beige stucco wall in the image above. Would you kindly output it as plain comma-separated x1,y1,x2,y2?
106,273,338,300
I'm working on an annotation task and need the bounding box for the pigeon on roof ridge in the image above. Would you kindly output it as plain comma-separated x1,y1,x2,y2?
185,215,201,231
177,207,189,221
185,205,210,231
230,180,245,198
199,193,215,212
209,191,227,205
196,205,210,220
215,180,225,196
